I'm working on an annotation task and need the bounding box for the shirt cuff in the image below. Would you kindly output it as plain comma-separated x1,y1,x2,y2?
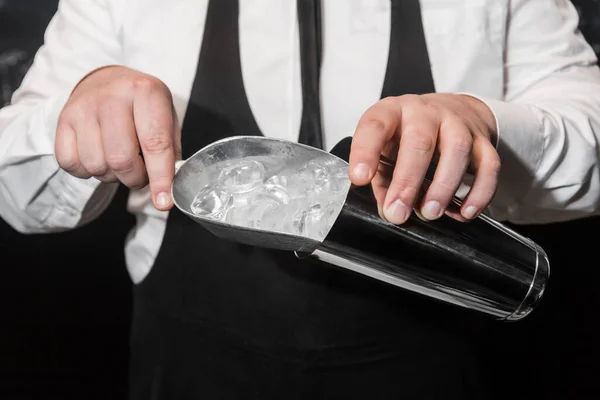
32,90,118,229
457,94,547,219
42,171,102,227
484,97,545,192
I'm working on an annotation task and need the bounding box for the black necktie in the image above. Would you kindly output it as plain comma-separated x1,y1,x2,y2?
382,0,435,97
296,0,435,149
296,0,324,149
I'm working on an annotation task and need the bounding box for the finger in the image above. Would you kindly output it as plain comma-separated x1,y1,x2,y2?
95,171,119,183
349,97,401,186
99,98,148,189
418,115,472,220
76,117,109,178
460,138,501,220
133,78,176,210
55,123,90,179
444,207,469,223
371,162,394,220
172,104,183,161
383,102,440,224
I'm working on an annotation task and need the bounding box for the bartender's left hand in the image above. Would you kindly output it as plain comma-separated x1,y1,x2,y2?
348,93,499,224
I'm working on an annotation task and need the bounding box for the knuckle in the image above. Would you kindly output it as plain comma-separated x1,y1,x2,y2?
389,175,421,194
398,102,427,122
398,102,416,118
130,75,168,94
58,108,73,124
363,117,387,134
434,178,458,193
141,134,172,154
96,87,118,105
423,102,441,118
56,152,79,172
451,137,473,155
379,96,401,108
399,94,422,104
82,160,108,176
131,76,155,90
484,156,502,177
55,123,71,141
360,101,399,133
60,103,84,122
75,100,95,120
106,153,137,172
405,132,435,153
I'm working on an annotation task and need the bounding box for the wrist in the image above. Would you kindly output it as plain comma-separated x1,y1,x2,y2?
457,93,499,147
71,65,124,95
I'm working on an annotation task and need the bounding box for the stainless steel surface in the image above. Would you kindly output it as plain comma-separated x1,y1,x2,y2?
171,135,550,321
171,136,341,252
300,186,549,321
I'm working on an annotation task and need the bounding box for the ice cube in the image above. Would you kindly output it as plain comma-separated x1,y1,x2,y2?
226,191,285,229
304,201,341,241
254,198,342,240
190,183,232,220
305,160,328,178
265,173,309,200
264,174,288,187
312,176,351,199
300,162,350,200
289,200,321,237
225,206,247,226
218,159,265,193
231,189,260,208
328,163,349,180
264,183,291,205
258,204,288,233
297,161,328,188
248,192,283,228
189,155,347,241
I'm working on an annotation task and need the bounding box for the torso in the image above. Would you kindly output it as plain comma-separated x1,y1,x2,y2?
127,2,498,398
113,0,509,283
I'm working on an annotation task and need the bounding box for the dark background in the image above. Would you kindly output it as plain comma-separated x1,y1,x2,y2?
1,1,599,399
0,1,135,398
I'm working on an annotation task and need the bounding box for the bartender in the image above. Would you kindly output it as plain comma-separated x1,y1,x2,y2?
1,0,600,398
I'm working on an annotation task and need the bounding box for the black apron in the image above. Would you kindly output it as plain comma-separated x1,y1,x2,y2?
129,1,489,398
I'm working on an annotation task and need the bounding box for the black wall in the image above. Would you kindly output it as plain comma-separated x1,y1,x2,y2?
0,2,134,398
0,1,599,399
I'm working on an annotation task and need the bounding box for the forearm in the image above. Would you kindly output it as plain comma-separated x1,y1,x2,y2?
0,96,118,233
480,67,600,223
0,0,125,233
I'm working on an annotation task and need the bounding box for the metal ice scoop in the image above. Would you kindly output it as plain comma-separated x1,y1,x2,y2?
172,135,341,253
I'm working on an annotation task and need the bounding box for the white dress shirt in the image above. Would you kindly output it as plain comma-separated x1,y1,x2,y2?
1,0,599,283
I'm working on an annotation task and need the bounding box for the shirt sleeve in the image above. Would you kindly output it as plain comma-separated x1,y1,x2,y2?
472,0,600,224
0,0,124,233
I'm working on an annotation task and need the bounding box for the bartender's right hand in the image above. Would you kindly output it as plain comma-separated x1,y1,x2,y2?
55,65,182,211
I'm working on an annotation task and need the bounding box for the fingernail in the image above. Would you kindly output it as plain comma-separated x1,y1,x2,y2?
156,192,171,209
414,209,429,222
421,201,442,220
377,203,385,220
384,199,409,224
463,205,478,219
352,163,370,180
